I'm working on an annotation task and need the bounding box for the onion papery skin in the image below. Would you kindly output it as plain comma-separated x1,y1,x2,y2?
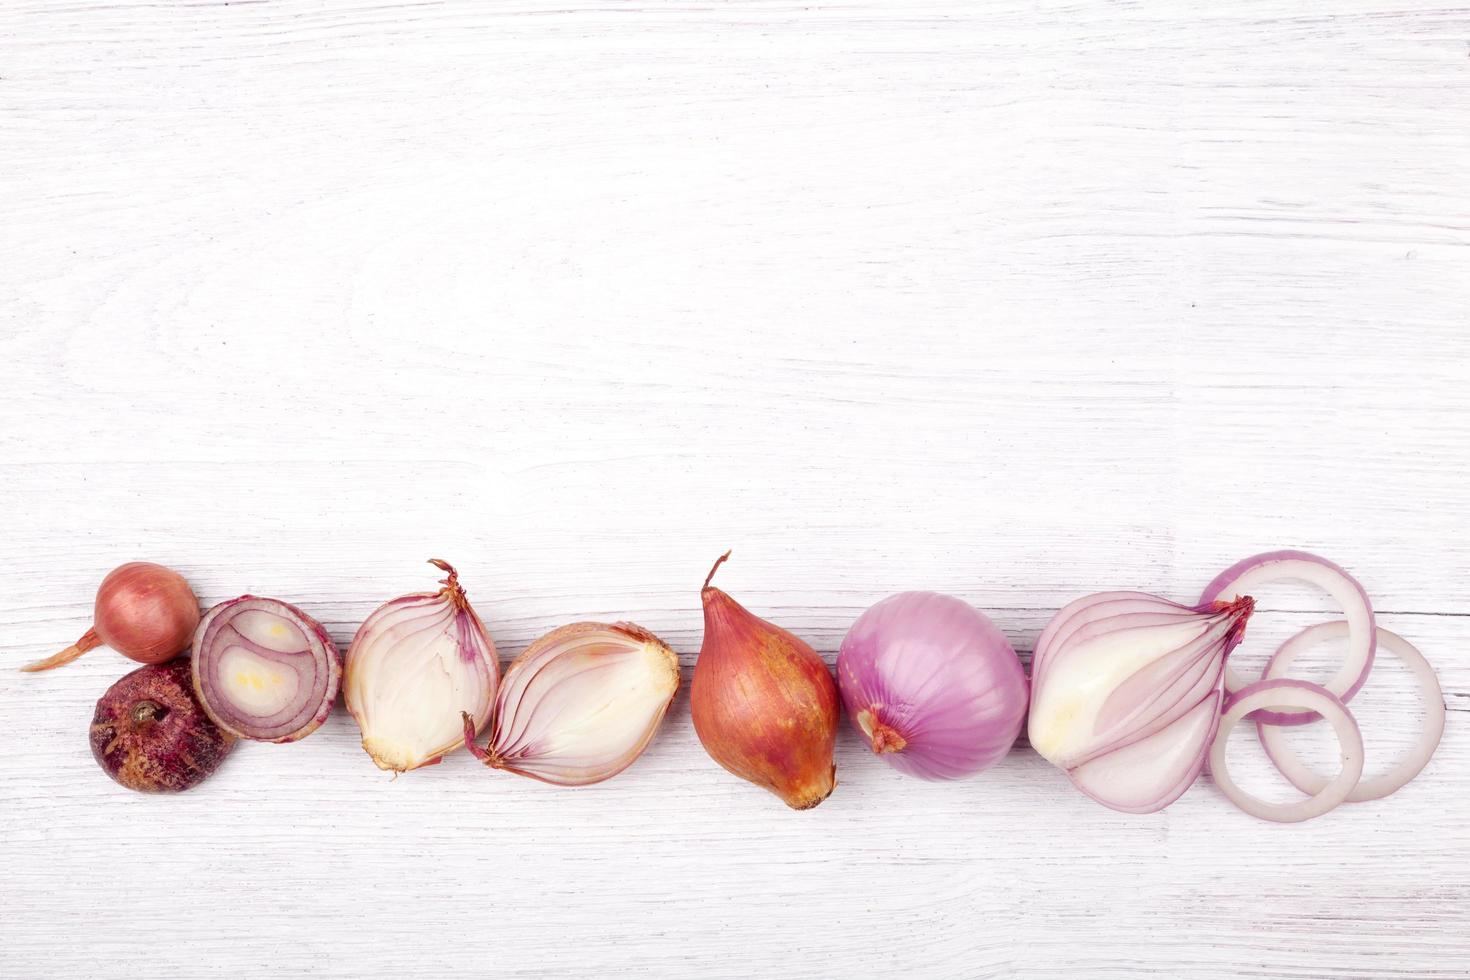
463,621,680,786
1028,591,1254,813
345,560,498,773
91,659,235,793
836,592,1028,780
191,596,342,744
24,562,200,673
691,553,839,810
1199,550,1375,726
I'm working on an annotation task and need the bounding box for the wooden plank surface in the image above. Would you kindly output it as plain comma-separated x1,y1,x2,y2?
1,1,1467,977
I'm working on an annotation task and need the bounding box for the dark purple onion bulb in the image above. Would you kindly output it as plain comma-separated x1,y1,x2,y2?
90,659,235,793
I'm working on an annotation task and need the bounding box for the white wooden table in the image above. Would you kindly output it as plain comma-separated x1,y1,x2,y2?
3,2,1467,977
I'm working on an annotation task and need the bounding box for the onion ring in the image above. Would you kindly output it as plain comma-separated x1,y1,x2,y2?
1257,623,1444,802
1209,678,1363,823
1200,550,1375,726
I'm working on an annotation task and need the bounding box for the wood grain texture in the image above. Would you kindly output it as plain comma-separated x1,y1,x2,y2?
2,1,1468,977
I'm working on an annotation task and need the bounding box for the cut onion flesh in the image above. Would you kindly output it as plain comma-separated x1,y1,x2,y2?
1200,551,1375,726
1209,678,1364,823
1069,693,1221,814
191,596,342,743
1257,623,1444,802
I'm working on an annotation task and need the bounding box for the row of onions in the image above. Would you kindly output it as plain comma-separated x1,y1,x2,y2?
28,551,1444,823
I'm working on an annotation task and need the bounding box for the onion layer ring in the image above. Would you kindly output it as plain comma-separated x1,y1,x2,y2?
1257,623,1444,802
1200,551,1375,726
1209,678,1363,823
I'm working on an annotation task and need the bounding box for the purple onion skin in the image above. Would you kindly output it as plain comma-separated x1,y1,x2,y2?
837,592,1029,780
90,659,235,793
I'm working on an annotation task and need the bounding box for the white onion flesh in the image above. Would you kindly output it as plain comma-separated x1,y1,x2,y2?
471,622,679,786
345,563,498,773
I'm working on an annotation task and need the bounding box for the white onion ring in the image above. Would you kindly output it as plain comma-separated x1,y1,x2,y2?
1209,678,1363,823
1200,551,1375,726
1257,623,1444,802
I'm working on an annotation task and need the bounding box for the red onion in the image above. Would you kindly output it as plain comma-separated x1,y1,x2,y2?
1209,678,1363,823
836,592,1027,780
463,621,679,786
24,562,200,673
191,596,341,743
1028,591,1254,813
91,659,235,793
1257,623,1444,803
1200,550,1375,726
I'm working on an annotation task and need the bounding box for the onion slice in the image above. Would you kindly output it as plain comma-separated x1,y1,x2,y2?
1257,623,1444,802
1200,551,1375,726
1208,678,1364,823
191,596,341,743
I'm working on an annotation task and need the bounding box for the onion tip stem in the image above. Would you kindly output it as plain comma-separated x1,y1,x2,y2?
703,551,732,591
20,628,102,673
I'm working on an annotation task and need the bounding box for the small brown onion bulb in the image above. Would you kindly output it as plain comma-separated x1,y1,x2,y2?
23,562,201,673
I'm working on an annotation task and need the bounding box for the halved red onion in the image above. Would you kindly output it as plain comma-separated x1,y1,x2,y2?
1257,623,1444,802
345,560,498,773
1029,591,1253,813
1070,693,1221,814
1209,678,1363,823
1200,550,1375,726
464,621,679,786
191,596,341,743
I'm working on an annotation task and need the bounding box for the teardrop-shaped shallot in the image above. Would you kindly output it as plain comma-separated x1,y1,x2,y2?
1028,591,1254,813
691,553,839,809
191,596,341,743
345,560,498,773
463,621,679,785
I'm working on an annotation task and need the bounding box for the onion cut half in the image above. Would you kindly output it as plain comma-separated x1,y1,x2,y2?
191,596,342,743
1209,678,1363,823
1257,623,1444,803
465,621,680,787
1200,550,1375,726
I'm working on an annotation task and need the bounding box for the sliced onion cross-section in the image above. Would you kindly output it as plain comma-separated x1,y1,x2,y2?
191,596,342,743
1208,678,1364,824
1200,550,1376,726
1257,622,1445,803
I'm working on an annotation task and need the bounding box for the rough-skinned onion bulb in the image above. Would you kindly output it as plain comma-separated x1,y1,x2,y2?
91,659,235,793
345,560,498,773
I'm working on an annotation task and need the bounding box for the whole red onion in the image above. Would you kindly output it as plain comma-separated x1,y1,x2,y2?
90,659,235,793
837,592,1029,780
23,562,200,673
